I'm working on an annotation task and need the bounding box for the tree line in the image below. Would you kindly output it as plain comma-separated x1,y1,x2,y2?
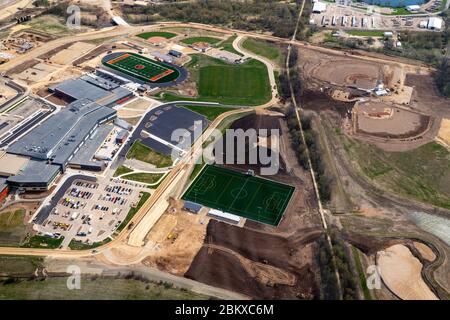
121,0,311,40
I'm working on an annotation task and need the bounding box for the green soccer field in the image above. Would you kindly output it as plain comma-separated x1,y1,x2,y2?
182,165,295,226
103,52,180,83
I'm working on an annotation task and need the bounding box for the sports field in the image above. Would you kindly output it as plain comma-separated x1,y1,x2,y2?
182,165,295,226
103,52,180,83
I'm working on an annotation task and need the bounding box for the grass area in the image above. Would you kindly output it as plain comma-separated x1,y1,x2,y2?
117,192,151,232
126,141,172,168
0,255,44,276
189,162,206,181
26,15,72,35
0,209,28,247
217,35,242,55
338,132,450,209
68,238,111,250
182,105,235,121
0,276,209,300
351,246,372,300
113,165,133,177
181,36,222,45
242,38,283,65
157,55,271,106
387,8,421,15
121,173,164,185
21,235,64,249
346,30,385,37
136,31,177,39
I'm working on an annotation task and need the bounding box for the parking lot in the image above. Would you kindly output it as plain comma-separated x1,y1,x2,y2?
35,177,146,248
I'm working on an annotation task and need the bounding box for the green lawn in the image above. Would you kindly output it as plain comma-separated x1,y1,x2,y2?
68,238,111,250
103,52,180,84
198,61,271,105
0,276,209,300
346,30,385,37
217,35,242,55
21,235,64,249
114,165,133,177
182,105,235,121
136,31,177,39
339,134,450,209
126,141,173,168
122,173,164,185
242,38,282,64
157,55,271,106
117,192,151,232
181,36,222,45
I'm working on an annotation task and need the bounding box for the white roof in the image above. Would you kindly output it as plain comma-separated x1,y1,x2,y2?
406,5,420,10
312,2,327,13
428,17,443,30
112,16,129,26
208,209,241,222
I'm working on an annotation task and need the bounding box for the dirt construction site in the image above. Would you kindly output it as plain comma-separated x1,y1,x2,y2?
297,46,449,152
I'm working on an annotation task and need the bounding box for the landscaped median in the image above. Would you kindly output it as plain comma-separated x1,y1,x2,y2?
116,192,151,232
20,235,64,249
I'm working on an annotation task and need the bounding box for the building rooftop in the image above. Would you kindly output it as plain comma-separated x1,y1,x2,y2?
69,124,113,169
7,160,60,185
0,151,29,176
48,75,132,106
7,99,116,167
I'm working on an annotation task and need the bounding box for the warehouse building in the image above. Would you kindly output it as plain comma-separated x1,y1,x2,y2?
48,74,133,107
427,17,443,31
312,2,327,13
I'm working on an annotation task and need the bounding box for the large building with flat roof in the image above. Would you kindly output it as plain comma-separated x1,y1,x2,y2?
48,74,133,107
6,98,117,190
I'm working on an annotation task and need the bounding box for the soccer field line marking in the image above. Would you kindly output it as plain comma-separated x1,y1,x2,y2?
243,182,262,216
273,189,295,226
226,173,250,213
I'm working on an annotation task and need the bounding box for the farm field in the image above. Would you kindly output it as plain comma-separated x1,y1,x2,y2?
0,276,208,300
183,165,295,226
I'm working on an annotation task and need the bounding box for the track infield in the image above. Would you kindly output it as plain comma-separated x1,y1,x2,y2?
182,165,295,226
103,52,180,83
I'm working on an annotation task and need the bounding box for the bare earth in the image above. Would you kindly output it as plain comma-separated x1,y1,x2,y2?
414,242,436,262
377,244,438,300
